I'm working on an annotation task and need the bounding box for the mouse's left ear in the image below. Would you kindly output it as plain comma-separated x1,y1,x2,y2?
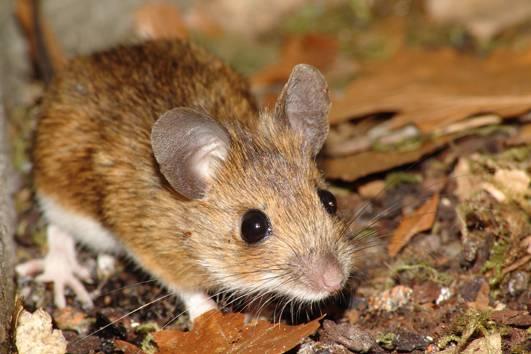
151,108,230,200
274,64,330,157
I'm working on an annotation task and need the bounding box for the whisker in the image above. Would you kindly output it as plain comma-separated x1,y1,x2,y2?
73,292,173,345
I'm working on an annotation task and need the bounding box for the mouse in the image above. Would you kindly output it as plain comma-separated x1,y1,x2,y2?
16,39,358,321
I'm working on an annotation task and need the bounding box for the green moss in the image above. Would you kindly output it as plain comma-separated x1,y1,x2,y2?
481,240,510,287
135,321,160,334
497,146,531,163
384,172,422,189
438,309,496,351
190,32,279,76
390,261,452,286
281,2,371,35
376,332,396,350
140,332,158,354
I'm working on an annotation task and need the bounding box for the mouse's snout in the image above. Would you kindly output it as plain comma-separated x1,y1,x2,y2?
304,254,345,294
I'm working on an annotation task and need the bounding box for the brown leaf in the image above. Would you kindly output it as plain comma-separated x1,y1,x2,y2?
15,0,66,73
114,339,145,354
387,193,440,256
153,310,322,354
134,1,188,40
330,48,531,133
426,0,531,41
251,34,338,88
322,135,453,181
466,280,490,310
508,123,531,145
491,310,531,327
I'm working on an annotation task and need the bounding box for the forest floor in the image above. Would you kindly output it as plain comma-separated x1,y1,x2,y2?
9,1,531,353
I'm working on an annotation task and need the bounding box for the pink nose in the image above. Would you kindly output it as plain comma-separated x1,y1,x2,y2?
305,255,344,293
318,262,344,292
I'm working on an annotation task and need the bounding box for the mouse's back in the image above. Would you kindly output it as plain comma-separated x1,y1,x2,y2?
34,39,259,221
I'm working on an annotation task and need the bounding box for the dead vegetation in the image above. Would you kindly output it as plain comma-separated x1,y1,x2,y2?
5,0,531,353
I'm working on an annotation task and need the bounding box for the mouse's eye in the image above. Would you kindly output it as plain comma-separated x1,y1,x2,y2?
241,209,272,244
318,189,337,215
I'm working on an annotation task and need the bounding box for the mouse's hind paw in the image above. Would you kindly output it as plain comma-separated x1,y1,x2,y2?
16,224,94,309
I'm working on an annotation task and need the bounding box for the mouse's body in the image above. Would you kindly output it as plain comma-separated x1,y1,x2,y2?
18,39,356,320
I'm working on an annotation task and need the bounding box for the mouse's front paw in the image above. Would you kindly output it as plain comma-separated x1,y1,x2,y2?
16,224,94,309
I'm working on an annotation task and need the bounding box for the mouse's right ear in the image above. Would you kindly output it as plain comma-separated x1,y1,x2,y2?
274,64,330,157
151,107,231,200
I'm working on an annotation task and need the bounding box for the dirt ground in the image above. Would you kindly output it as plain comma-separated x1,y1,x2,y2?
8,1,531,353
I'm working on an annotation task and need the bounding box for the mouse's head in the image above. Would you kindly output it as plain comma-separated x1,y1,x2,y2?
152,64,358,305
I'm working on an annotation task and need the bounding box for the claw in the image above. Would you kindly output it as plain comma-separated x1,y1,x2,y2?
16,224,94,308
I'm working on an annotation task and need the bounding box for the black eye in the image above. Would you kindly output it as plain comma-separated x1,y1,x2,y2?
241,209,272,244
318,189,337,215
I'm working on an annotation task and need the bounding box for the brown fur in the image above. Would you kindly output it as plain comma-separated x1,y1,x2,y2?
34,39,355,301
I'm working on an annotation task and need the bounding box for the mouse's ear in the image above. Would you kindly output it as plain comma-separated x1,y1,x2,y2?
151,108,230,200
274,64,330,156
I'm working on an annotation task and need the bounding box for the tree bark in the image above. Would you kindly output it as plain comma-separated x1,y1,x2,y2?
0,0,29,352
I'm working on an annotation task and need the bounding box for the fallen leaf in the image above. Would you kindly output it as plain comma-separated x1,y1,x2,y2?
426,0,531,41
501,255,531,276
452,158,481,202
322,135,453,181
493,169,530,196
437,114,502,136
15,0,66,80
53,306,91,334
358,180,385,199
16,308,67,354
114,339,146,354
387,193,440,256
252,34,338,87
134,1,188,40
189,0,312,38
491,310,531,327
466,279,490,310
153,310,322,354
508,123,531,145
368,285,413,312
462,333,501,354
330,48,531,134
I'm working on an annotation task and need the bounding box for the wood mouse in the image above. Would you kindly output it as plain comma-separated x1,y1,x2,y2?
16,39,358,321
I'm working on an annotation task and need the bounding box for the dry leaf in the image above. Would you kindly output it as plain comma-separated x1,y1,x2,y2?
462,333,501,354
493,169,530,196
491,309,531,327
322,135,453,181
330,48,531,133
466,280,490,310
508,123,531,145
358,180,385,199
134,1,188,40
153,310,321,354
15,0,66,77
387,193,440,256
16,308,67,354
252,34,338,88
426,0,531,41
368,285,413,312
114,339,146,354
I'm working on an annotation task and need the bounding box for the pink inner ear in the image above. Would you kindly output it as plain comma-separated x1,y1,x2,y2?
151,107,230,200
191,134,230,182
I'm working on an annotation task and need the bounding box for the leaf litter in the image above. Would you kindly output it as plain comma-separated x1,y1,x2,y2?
10,1,531,353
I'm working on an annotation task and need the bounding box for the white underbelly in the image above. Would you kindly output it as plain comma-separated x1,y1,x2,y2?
38,194,122,253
